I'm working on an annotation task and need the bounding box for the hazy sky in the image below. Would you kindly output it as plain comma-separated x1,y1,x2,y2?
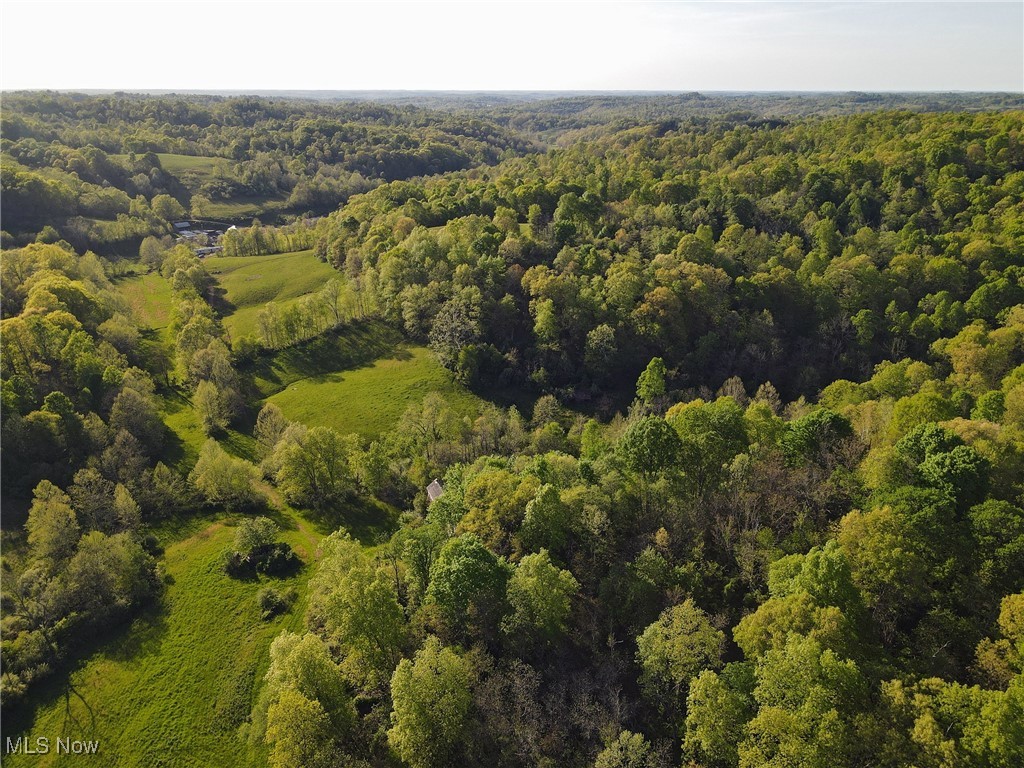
2,1,1021,92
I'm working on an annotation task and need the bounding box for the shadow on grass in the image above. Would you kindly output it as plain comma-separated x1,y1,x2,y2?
0,602,169,741
207,284,236,317
156,387,194,470
241,319,406,397
300,496,400,546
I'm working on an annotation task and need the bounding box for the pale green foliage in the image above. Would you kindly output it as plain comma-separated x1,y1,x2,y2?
265,688,334,768
26,480,80,565
188,439,261,510
733,590,854,660
767,540,863,618
61,531,155,616
254,402,289,458
739,634,867,768
666,396,749,494
254,631,355,759
194,379,229,435
837,506,927,634
684,665,755,768
113,483,141,530
274,426,356,510
388,636,473,768
458,468,540,555
502,549,578,642
636,598,724,695
320,559,407,688
234,516,278,555
880,675,1024,768
593,730,657,768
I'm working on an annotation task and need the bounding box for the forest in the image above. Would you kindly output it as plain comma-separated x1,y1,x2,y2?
1,90,1023,768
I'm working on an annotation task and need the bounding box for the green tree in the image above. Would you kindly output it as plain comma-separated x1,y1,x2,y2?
684,664,755,768
26,480,80,566
502,549,578,644
593,731,657,768
636,357,667,404
189,439,262,510
740,635,868,768
425,533,510,640
636,598,724,698
274,426,355,510
429,298,479,371
667,397,749,495
151,194,186,221
781,408,853,465
265,689,334,768
519,483,572,556
388,636,473,768
254,402,288,457
320,560,407,688
234,516,278,555
194,379,228,435
618,416,682,478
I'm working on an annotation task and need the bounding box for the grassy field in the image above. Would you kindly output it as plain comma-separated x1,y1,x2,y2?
111,153,230,183
114,272,174,335
110,154,287,222
203,197,287,222
158,389,259,473
3,507,322,768
268,345,483,438
204,250,338,341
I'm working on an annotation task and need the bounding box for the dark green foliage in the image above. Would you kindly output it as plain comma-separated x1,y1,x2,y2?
258,587,297,621
618,416,683,476
782,408,853,465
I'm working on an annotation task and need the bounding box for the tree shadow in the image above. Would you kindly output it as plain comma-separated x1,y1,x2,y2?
301,496,400,546
241,319,407,396
1,605,169,741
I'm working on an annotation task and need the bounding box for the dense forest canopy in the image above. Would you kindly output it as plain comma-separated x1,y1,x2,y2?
1,91,1023,768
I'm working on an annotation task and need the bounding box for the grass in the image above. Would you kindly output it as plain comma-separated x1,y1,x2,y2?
2,508,321,768
268,345,484,438
204,250,338,340
110,154,287,222
158,389,259,473
114,272,173,334
203,197,287,222
111,153,230,184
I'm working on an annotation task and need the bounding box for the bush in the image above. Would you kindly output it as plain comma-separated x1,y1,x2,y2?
258,587,297,621
254,542,301,577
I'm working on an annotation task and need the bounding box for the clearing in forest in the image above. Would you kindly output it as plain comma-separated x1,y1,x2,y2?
205,250,338,341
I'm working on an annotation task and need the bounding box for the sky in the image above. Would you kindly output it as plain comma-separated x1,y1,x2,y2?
1,1,1021,92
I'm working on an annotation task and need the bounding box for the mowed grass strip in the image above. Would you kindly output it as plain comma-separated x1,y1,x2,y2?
3,514,316,768
268,345,483,438
202,197,286,222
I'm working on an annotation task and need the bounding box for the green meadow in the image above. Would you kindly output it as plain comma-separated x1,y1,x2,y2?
267,344,483,438
114,271,174,336
202,197,287,222
204,250,338,340
3,508,320,768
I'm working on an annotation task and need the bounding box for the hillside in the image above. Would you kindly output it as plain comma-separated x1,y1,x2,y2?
2,93,1023,768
